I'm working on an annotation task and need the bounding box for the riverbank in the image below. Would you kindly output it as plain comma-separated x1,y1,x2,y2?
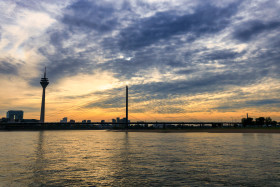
108,128,280,133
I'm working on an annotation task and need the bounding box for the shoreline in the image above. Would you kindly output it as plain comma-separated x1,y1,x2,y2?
108,128,280,133
1,127,280,133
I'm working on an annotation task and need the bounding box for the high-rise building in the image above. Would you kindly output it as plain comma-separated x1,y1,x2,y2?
6,110,23,122
40,67,49,123
60,117,67,123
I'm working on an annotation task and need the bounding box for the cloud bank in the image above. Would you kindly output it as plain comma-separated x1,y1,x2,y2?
1,0,280,120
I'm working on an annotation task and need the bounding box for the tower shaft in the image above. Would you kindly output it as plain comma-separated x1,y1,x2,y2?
40,67,49,123
40,87,46,123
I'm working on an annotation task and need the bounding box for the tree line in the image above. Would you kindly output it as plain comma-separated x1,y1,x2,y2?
242,117,277,127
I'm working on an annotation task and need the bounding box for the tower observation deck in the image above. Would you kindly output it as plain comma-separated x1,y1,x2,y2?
40,67,49,123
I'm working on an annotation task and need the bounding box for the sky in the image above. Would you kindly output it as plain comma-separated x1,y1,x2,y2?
0,0,280,122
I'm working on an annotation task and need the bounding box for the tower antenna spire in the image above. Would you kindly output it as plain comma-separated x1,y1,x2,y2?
44,67,46,78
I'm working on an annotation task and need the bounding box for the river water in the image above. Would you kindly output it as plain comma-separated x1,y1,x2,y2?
0,130,280,186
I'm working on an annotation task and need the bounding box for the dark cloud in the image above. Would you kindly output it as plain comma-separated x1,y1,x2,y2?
154,107,186,114
175,69,196,75
118,2,239,50
29,55,94,87
91,50,270,106
83,66,263,111
0,57,24,75
212,105,237,111
15,0,59,11
48,30,70,49
62,0,117,33
130,72,256,98
233,20,280,42
35,0,244,85
33,32,101,86
204,50,243,61
85,96,125,109
242,35,280,78
246,99,280,106
32,0,120,86
96,1,244,80
98,45,200,80
213,99,280,112
97,50,165,79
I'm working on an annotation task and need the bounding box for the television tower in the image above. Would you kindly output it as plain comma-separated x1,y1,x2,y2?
40,67,49,123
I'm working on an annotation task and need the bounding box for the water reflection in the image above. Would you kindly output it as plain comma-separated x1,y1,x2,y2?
32,131,45,185
111,132,132,185
1,131,280,186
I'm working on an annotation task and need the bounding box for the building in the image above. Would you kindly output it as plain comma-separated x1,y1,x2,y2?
69,119,75,123
60,117,67,123
82,120,91,123
111,117,130,128
6,110,23,122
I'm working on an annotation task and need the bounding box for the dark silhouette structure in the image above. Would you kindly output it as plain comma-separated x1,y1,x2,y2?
40,67,49,123
6,110,24,122
126,85,128,129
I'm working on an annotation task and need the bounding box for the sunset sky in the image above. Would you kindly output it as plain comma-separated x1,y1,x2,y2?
0,0,280,122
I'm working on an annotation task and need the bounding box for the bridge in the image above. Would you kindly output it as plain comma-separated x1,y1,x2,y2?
0,121,241,130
